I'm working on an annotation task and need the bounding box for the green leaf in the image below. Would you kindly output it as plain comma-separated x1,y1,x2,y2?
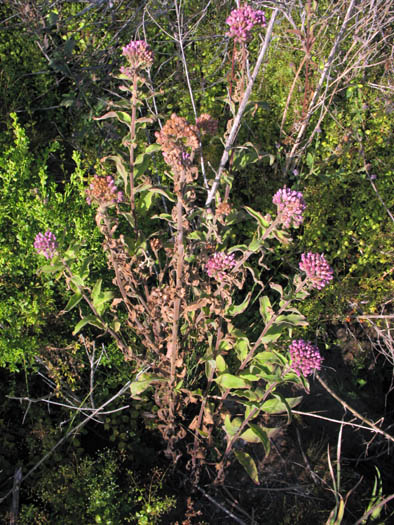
129,376,154,398
270,282,283,297
40,262,63,274
223,415,242,437
216,355,227,373
72,315,105,335
259,296,273,323
259,324,284,344
215,373,250,389
234,451,259,484
63,292,83,312
91,279,102,304
275,313,308,327
234,338,249,361
261,395,303,415
253,351,278,365
80,256,93,281
244,206,270,229
116,111,132,125
226,292,251,317
70,274,84,289
249,423,270,454
248,237,263,252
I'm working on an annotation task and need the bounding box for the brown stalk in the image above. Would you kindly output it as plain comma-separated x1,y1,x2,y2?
170,173,186,385
129,74,138,228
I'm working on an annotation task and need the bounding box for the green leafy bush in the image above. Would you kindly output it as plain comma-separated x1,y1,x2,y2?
0,114,105,370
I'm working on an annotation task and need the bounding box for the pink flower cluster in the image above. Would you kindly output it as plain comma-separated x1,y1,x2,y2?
272,187,306,228
205,252,236,280
299,252,333,290
34,230,58,259
226,4,266,43
289,339,323,377
86,175,123,207
121,40,153,71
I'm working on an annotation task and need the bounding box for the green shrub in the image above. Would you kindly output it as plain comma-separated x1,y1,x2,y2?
0,114,105,370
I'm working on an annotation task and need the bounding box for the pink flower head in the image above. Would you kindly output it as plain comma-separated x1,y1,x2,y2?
273,187,306,228
205,252,236,280
121,40,153,71
299,252,333,290
86,175,123,207
226,4,266,43
34,230,58,259
289,339,323,377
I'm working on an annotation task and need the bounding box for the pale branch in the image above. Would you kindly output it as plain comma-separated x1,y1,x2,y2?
205,8,278,208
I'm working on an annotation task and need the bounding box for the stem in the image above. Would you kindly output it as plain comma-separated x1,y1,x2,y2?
129,74,138,227
170,176,185,385
239,279,307,370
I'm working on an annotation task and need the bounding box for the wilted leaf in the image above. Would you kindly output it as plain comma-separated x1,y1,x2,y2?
234,451,259,484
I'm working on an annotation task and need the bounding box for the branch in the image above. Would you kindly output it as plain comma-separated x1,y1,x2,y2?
205,9,278,208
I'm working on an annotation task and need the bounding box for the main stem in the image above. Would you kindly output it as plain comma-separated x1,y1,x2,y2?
129,75,138,228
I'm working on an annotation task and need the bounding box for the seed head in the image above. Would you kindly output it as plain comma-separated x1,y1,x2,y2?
122,40,153,71
86,175,123,207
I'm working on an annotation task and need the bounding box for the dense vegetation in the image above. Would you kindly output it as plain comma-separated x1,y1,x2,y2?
1,1,393,523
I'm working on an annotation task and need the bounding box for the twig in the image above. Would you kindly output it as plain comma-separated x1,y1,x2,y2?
0,380,132,505
316,374,394,444
193,483,250,525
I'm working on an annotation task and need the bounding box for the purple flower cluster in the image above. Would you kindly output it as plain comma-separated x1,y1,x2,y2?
34,230,58,259
299,252,334,290
205,252,236,280
121,40,153,71
226,4,266,43
272,187,306,228
86,175,123,207
289,339,323,377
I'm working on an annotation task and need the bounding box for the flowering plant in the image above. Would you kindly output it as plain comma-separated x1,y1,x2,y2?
36,27,334,484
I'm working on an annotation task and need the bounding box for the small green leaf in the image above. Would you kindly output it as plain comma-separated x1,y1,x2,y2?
216,355,227,373
259,324,284,344
215,373,250,389
40,262,63,274
259,296,273,323
70,274,84,289
270,283,283,297
234,451,259,484
234,338,249,361
72,315,104,335
63,292,83,312
116,111,132,125
92,279,102,304
130,378,154,398
261,395,303,415
244,206,270,229
226,292,252,317
223,415,242,437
